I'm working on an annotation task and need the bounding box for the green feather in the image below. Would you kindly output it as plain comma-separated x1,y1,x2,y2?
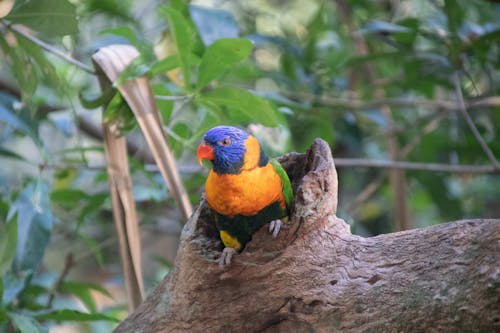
212,201,285,250
270,159,293,209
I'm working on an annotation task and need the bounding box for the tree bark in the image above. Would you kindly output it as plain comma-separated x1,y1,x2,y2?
114,139,500,333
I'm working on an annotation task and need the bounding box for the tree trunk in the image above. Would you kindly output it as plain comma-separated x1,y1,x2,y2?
114,139,500,333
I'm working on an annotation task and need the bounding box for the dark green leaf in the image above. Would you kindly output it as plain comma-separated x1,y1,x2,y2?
36,309,119,323
6,0,78,37
8,180,53,272
0,220,17,276
189,5,239,46
161,7,194,90
200,86,281,127
8,312,47,333
196,38,253,91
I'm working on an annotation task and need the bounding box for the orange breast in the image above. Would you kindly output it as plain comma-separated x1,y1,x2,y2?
205,163,285,217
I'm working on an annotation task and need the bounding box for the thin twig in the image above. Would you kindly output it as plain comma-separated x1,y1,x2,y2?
453,72,500,170
334,158,498,174
2,20,96,75
283,91,500,112
46,253,74,309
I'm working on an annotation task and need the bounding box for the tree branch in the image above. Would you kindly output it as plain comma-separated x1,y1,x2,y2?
334,158,498,173
113,139,499,333
282,91,500,113
453,72,500,170
1,20,96,75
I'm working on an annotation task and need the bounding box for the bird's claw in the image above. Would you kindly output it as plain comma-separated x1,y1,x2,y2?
218,247,236,268
269,219,282,238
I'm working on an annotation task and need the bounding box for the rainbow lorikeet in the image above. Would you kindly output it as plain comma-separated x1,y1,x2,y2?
197,126,293,267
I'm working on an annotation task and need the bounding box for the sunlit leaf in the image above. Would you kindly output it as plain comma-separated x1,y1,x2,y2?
196,38,253,91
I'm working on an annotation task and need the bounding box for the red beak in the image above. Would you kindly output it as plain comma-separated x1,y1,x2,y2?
197,143,214,165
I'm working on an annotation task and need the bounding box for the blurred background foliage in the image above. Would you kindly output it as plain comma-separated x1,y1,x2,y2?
0,0,499,331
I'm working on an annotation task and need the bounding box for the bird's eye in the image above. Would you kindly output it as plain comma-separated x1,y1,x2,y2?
218,138,231,146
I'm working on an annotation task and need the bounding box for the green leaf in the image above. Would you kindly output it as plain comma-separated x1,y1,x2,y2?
0,220,18,276
101,26,155,60
78,235,104,267
8,180,53,273
36,309,119,323
196,38,253,91
103,91,137,134
152,84,174,123
200,86,281,127
150,55,180,76
6,0,78,37
114,55,152,86
8,312,47,333
15,35,60,89
162,7,194,90
79,89,113,109
51,189,89,208
60,281,112,313
0,37,38,101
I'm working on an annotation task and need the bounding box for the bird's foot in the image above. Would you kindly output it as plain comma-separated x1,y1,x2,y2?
269,219,282,238
218,247,236,268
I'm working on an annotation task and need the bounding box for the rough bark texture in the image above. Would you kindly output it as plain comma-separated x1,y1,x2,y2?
114,139,500,333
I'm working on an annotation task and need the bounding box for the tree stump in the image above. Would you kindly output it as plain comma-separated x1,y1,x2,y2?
114,139,500,333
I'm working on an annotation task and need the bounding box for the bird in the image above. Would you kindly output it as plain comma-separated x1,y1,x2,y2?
197,126,293,267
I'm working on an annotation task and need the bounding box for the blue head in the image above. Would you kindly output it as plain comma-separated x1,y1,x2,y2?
197,126,250,174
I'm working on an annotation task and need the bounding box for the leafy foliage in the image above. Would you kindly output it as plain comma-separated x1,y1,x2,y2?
0,0,499,331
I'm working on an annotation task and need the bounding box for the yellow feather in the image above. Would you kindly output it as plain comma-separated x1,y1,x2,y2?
220,230,242,249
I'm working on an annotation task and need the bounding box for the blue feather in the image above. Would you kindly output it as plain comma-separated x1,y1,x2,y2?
203,126,250,174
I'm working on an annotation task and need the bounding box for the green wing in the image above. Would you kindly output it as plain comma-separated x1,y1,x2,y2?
270,158,293,209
